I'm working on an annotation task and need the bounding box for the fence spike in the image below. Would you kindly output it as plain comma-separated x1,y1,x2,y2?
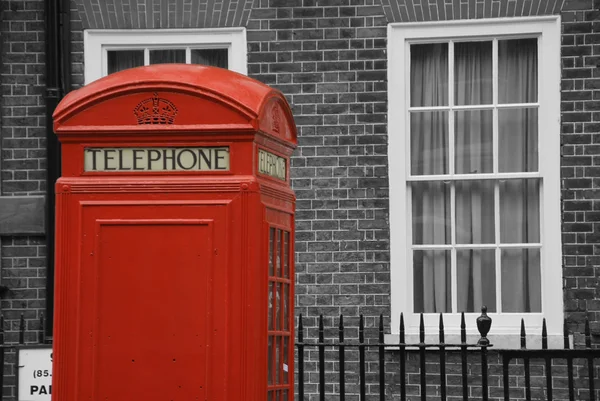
400,312,405,344
439,313,445,344
318,314,324,343
39,313,45,344
542,318,548,350
520,318,527,349
460,312,466,344
585,318,592,349
359,315,364,343
339,314,344,343
19,313,25,344
298,314,304,343
419,313,425,343
358,315,365,343
563,318,570,349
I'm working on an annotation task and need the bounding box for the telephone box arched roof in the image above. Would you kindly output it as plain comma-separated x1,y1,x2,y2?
53,64,297,146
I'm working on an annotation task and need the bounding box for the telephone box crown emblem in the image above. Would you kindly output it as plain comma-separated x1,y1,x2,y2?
133,92,178,125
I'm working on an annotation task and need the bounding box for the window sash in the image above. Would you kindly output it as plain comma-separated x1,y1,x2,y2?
387,17,562,339
84,28,247,84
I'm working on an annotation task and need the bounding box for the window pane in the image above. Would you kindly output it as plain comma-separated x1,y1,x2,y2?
457,249,496,313
275,229,281,276
410,43,448,107
107,50,144,74
455,180,495,244
499,39,538,104
191,48,228,68
283,284,289,330
149,49,185,64
500,179,540,243
268,336,273,385
282,390,288,401
499,108,538,173
283,337,289,384
275,337,281,383
268,282,274,330
283,232,289,278
412,181,451,245
410,111,449,175
454,41,492,105
269,228,274,276
275,283,281,330
455,109,493,174
414,250,451,313
501,248,541,312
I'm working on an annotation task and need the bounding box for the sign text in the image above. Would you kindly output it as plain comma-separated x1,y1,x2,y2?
258,149,286,181
84,147,230,172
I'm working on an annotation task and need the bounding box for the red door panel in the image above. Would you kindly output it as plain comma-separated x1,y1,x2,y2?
75,201,227,401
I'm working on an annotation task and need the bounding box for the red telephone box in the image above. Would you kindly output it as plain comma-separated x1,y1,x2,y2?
52,65,297,401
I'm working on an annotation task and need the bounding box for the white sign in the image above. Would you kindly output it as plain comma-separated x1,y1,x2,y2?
84,147,230,172
258,149,286,180
18,347,52,401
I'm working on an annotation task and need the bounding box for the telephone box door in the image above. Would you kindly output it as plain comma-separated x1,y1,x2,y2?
75,200,227,400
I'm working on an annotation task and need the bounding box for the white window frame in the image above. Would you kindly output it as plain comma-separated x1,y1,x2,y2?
387,17,562,347
84,27,247,84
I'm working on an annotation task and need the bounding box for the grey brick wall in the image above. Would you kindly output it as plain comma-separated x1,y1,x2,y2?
380,0,562,22
74,0,254,29
560,0,600,335
247,0,391,330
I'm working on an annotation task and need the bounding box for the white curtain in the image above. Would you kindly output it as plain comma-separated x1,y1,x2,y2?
411,39,540,313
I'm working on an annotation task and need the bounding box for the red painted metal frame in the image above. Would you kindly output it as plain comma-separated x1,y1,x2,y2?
52,65,297,401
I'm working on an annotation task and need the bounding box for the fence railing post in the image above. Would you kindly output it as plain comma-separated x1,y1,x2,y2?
0,315,4,400
477,307,491,401
338,315,345,401
586,319,595,401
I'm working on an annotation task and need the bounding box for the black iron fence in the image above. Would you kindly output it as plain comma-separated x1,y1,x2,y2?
296,310,600,401
0,311,598,400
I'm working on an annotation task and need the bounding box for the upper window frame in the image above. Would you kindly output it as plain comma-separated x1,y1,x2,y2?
387,16,562,345
83,27,247,84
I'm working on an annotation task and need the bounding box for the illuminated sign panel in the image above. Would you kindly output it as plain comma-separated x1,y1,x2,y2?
84,147,230,172
258,149,286,181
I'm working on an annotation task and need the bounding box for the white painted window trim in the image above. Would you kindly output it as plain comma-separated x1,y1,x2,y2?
84,27,247,84
387,16,562,348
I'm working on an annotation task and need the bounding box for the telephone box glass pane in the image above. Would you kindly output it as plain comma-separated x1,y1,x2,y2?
283,390,288,401
275,283,281,330
149,49,185,64
283,336,289,384
268,282,274,330
268,336,273,385
191,48,228,69
283,284,289,330
275,337,281,383
283,231,289,278
267,391,273,401
107,50,144,74
275,229,281,276
269,228,275,276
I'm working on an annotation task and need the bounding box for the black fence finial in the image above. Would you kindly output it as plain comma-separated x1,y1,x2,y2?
476,306,492,346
